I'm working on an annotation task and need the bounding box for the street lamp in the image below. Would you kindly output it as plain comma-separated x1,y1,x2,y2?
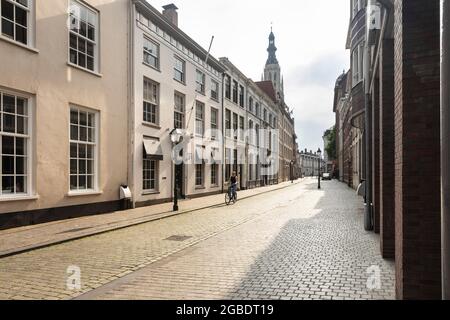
290,160,294,183
317,148,322,189
170,129,184,212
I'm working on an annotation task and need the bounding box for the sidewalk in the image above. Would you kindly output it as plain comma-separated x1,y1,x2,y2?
0,180,302,258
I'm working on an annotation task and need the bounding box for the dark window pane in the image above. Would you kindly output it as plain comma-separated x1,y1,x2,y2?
78,144,86,158
1,0,14,20
80,21,87,37
15,6,27,27
70,110,78,124
2,136,14,154
70,143,77,158
70,124,78,140
70,159,77,174
87,160,93,174
17,116,26,134
16,156,25,174
78,52,86,68
15,137,25,155
79,160,86,174
16,98,26,115
88,25,95,41
70,175,78,190
15,176,25,193
79,126,87,141
79,112,87,126
87,127,94,142
2,176,14,193
70,49,77,64
86,42,94,56
3,114,16,133
1,19,13,38
79,175,86,189
3,95,15,113
87,175,93,189
17,0,28,8
78,37,86,53
2,156,14,174
88,113,94,127
86,56,94,71
86,145,93,159
70,34,78,50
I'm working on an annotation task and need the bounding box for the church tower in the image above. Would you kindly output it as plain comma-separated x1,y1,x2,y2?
264,27,284,101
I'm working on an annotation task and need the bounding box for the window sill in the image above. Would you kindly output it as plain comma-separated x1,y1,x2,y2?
142,122,161,130
195,186,206,190
0,35,39,53
195,91,206,96
174,78,186,86
67,191,103,198
67,62,103,78
0,194,39,203
142,62,161,72
210,185,220,189
142,191,160,196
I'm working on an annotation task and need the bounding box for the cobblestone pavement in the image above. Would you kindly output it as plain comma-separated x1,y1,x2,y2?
0,179,395,300
0,181,298,257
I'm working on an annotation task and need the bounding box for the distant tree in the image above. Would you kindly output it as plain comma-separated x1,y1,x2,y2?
324,127,337,160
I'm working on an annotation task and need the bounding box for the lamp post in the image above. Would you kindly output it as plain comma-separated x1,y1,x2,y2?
170,129,184,212
317,148,322,189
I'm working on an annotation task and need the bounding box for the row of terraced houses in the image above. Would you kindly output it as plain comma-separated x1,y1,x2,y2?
0,0,299,229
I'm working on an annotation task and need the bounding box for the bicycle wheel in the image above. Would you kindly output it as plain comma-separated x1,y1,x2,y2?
225,193,231,205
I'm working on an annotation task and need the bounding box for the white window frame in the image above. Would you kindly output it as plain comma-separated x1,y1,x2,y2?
211,79,219,100
0,0,34,47
143,36,159,70
68,0,99,73
195,101,205,136
352,41,364,87
174,91,185,129
174,55,185,83
143,77,159,125
196,70,205,94
0,89,33,199
195,162,204,187
69,105,99,194
143,155,158,192
211,160,218,186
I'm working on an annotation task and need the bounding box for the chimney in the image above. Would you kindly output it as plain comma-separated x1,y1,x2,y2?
162,4,178,27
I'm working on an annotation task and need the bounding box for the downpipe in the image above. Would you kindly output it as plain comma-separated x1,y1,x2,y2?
364,12,374,231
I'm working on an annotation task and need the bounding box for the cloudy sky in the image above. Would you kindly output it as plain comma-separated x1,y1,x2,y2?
148,0,350,151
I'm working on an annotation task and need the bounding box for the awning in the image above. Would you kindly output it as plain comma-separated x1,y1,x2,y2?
143,139,163,161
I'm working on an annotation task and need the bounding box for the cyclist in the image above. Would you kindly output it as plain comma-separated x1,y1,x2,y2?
229,172,238,200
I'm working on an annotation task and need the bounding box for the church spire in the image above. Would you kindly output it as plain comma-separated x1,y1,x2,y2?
266,26,278,65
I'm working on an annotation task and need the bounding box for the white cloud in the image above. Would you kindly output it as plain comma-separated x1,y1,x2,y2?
147,0,349,150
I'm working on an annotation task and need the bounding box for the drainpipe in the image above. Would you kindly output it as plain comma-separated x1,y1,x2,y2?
442,0,450,300
221,72,226,195
364,1,374,231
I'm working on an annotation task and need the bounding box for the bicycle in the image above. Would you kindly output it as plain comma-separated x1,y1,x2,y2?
225,184,238,205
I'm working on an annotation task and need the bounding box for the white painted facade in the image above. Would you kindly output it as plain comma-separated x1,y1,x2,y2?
131,1,225,207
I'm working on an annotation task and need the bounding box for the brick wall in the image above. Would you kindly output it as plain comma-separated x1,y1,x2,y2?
379,38,395,259
393,0,441,300
372,76,380,234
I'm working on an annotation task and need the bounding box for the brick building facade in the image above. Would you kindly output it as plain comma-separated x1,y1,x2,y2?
335,0,448,299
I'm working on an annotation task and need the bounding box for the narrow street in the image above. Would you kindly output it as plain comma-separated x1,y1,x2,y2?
0,179,394,300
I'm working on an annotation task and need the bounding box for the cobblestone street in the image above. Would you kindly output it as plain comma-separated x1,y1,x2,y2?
0,179,395,300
